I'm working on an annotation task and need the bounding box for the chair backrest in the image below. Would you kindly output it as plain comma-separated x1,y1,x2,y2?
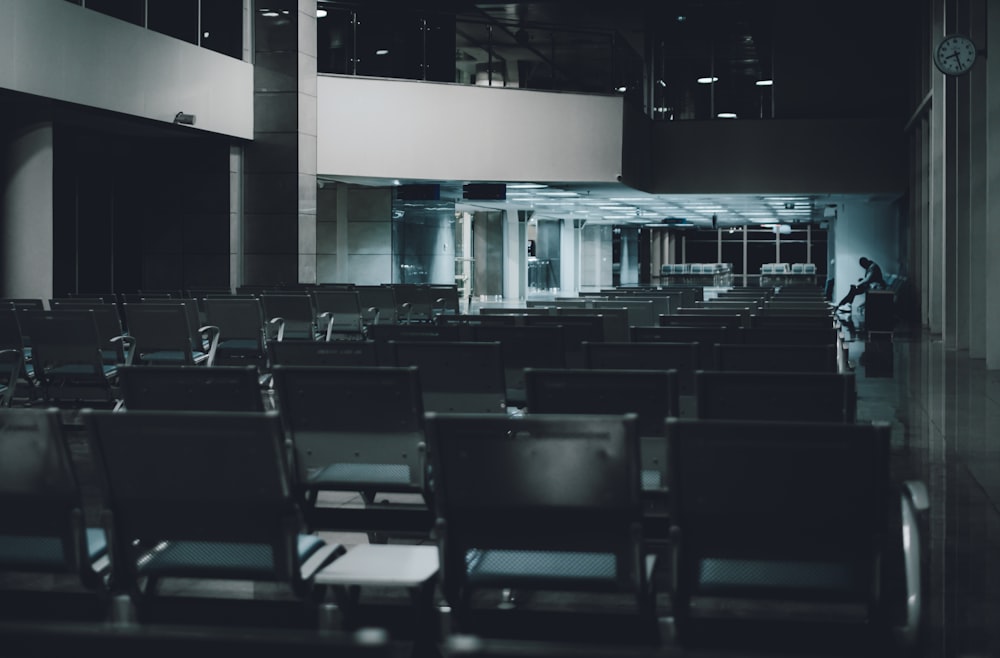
390,284,434,323
694,370,857,422
2,299,45,311
267,339,378,367
118,365,264,411
84,410,303,583
739,327,840,346
203,296,265,341
311,290,365,337
17,310,110,387
123,303,200,364
271,365,426,491
426,412,644,598
666,418,889,626
0,407,104,587
0,349,21,407
658,314,743,331
368,323,461,365
50,301,126,363
713,343,839,374
524,367,679,438
470,325,566,405
584,341,699,396
630,325,734,370
392,340,506,413
523,314,605,367
355,285,398,325
260,293,317,339
555,307,629,342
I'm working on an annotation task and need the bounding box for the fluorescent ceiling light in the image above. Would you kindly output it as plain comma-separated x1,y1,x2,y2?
261,9,279,17
615,86,627,93
376,49,389,56
755,79,774,86
507,183,547,189
717,112,738,119
316,8,328,18
535,191,578,197
697,76,718,84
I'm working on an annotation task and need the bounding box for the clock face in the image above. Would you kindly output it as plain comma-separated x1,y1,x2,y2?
935,35,977,75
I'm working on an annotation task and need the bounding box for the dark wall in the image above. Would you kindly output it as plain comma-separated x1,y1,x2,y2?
53,126,231,295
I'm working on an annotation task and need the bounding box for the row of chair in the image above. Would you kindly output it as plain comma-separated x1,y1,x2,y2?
0,404,925,655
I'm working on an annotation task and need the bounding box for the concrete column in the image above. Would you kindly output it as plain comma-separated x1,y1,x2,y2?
968,0,988,358
1,123,53,299
928,0,946,335
985,1,1000,367
243,0,317,286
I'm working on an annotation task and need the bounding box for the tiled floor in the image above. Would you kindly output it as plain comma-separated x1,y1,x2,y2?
847,324,1000,658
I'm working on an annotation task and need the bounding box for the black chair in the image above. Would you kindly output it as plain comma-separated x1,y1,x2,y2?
0,308,37,400
391,284,434,324
0,407,110,615
0,349,22,407
658,314,743,331
83,409,343,615
118,365,265,411
522,315,605,368
524,368,679,499
470,325,566,408
271,365,432,535
356,285,398,325
267,339,379,367
311,289,366,340
713,343,839,373
260,293,319,341
1,298,44,311
392,341,507,414
50,300,129,367
666,418,925,654
17,309,125,405
738,326,841,346
583,341,700,397
425,412,658,644
123,303,219,366
694,370,857,422
201,297,267,368
631,325,736,370
368,323,461,368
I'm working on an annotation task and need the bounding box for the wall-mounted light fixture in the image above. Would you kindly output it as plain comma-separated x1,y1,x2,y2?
174,112,196,126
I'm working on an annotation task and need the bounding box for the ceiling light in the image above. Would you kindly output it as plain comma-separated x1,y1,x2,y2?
508,183,547,189
755,79,774,87
717,112,738,119
615,86,627,93
376,49,389,56
316,8,328,18
656,79,667,88
535,191,578,197
697,76,718,84
261,9,279,17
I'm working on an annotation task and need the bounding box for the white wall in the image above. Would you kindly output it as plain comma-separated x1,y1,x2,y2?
830,199,900,308
0,0,253,139
2,124,53,300
317,75,624,183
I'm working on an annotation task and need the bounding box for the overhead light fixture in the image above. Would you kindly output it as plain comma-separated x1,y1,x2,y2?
615,86,627,93
375,49,389,56
317,8,328,18
755,79,774,87
656,79,667,88
697,76,718,84
507,183,547,189
717,112,738,119
260,9,279,17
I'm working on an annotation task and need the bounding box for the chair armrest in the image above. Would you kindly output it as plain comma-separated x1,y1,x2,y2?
400,302,412,324
111,335,136,366
0,348,22,407
894,479,929,648
318,312,335,342
300,542,346,581
199,325,221,366
268,317,286,342
365,306,381,325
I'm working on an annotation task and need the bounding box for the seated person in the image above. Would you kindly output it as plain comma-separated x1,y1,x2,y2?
835,257,886,312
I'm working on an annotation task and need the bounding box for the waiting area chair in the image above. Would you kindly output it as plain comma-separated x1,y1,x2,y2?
117,365,265,411
83,409,343,621
665,418,926,654
425,412,660,646
0,407,110,618
123,303,219,367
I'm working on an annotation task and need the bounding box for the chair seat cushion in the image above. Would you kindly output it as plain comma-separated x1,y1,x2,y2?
0,528,107,569
308,463,412,487
136,534,324,579
465,549,617,582
697,558,865,595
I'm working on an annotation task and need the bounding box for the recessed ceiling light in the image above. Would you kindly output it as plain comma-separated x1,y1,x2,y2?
717,112,738,119
697,76,718,84
260,9,279,17
755,79,774,87
317,8,328,18
376,49,389,56
615,86,627,93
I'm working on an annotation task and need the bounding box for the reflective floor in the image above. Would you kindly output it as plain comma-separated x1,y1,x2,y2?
847,324,1000,658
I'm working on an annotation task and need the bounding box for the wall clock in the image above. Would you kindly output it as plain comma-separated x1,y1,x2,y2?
934,34,977,76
